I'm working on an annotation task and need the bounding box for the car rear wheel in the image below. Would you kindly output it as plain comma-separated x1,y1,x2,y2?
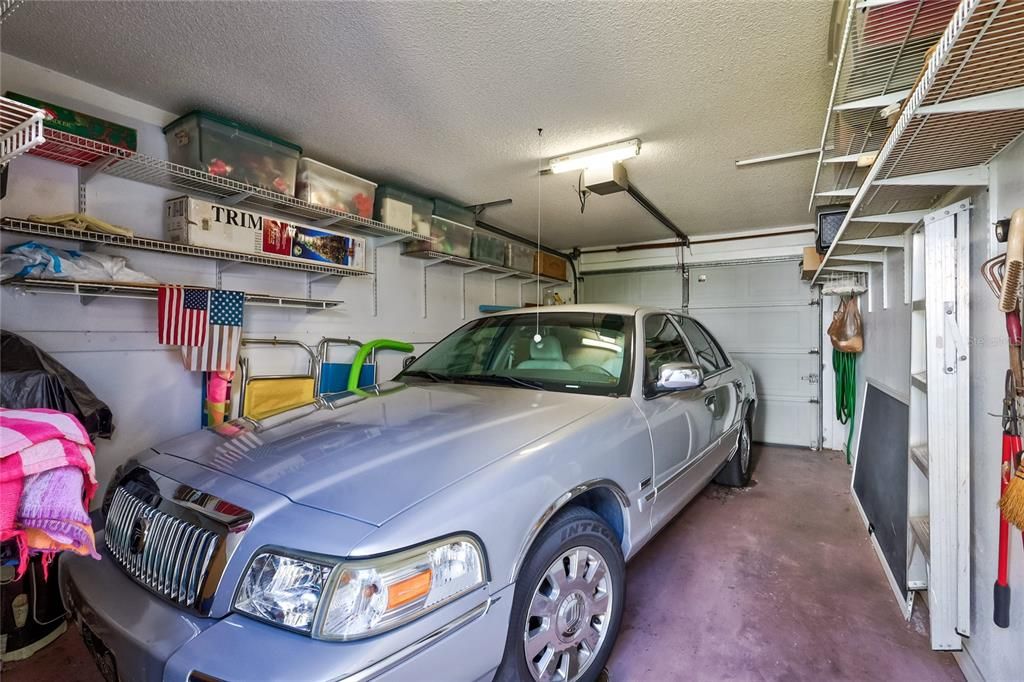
714,408,754,487
495,506,625,682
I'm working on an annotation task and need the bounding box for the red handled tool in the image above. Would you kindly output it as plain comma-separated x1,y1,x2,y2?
996,370,1021,628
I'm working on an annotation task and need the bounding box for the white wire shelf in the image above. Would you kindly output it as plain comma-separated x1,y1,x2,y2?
0,96,45,166
0,217,373,278
23,129,431,243
3,278,344,310
402,249,568,285
811,0,1024,284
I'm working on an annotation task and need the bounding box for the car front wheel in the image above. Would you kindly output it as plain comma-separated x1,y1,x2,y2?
495,506,625,682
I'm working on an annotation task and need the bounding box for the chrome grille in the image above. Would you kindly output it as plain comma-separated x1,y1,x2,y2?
105,487,220,609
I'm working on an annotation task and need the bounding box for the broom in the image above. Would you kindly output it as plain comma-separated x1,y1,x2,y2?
1000,460,1024,530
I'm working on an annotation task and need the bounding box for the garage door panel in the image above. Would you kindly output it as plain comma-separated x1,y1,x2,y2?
690,306,817,352
582,269,686,310
753,397,817,448
688,262,808,307
731,351,817,399
687,260,819,448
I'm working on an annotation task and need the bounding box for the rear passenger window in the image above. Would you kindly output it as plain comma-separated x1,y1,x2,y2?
677,317,726,373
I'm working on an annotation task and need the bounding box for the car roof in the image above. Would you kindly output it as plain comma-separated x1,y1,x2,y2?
487,303,679,317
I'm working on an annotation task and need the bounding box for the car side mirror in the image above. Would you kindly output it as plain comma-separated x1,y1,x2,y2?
402,355,417,369
656,362,703,391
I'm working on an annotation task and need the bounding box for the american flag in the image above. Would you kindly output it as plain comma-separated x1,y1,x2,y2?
181,290,245,372
157,286,209,346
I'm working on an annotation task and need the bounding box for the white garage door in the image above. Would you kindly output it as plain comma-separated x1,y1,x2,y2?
581,268,686,310
687,260,820,448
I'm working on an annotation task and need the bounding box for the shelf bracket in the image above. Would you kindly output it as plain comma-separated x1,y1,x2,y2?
78,155,119,185
216,260,247,288
420,257,451,318
220,191,254,206
368,234,407,249
311,215,344,230
460,266,488,320
492,272,518,305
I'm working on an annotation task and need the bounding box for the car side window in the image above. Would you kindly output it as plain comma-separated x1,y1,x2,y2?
677,317,723,374
643,314,692,387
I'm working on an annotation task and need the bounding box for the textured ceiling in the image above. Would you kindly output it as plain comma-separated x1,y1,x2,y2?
1,0,833,248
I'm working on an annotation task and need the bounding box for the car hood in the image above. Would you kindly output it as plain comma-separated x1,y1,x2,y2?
153,381,610,526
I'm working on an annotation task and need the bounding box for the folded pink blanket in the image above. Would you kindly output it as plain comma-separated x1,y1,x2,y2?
0,408,99,576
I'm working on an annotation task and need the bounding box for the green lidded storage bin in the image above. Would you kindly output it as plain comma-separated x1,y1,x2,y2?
472,232,507,266
163,111,301,195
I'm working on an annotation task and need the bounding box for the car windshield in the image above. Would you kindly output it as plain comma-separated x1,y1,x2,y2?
400,312,634,396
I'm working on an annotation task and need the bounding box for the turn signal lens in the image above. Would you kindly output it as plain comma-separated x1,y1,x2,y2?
387,569,432,609
316,536,485,640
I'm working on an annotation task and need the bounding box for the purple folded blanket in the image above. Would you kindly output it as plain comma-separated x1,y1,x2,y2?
17,466,99,559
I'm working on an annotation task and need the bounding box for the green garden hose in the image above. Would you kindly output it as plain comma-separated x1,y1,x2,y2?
833,349,857,463
348,339,415,391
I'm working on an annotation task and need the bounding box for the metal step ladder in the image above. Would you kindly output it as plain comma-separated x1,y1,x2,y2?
906,200,971,650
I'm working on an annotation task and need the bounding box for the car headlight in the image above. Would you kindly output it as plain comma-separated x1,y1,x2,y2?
233,535,486,640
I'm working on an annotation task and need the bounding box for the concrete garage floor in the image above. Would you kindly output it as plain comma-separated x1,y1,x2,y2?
606,446,963,681
5,447,961,682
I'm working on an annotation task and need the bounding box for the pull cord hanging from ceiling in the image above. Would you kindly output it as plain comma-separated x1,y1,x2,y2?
534,128,543,344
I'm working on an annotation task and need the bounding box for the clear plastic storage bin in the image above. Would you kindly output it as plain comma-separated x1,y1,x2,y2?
296,158,377,218
375,186,432,236
404,217,473,258
432,198,476,227
472,232,506,266
507,243,535,272
163,111,301,195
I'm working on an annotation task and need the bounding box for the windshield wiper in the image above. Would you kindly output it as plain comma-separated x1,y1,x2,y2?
401,370,453,383
449,374,547,391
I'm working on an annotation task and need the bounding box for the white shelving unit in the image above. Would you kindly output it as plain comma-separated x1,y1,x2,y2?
2,279,344,311
0,96,45,166
906,200,972,650
0,217,369,312
403,249,568,319
24,128,431,244
811,0,1024,291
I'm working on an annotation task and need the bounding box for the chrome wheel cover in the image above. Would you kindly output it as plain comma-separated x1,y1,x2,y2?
740,419,751,473
523,546,614,681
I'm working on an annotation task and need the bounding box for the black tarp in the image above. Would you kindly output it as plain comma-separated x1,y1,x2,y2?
0,330,114,439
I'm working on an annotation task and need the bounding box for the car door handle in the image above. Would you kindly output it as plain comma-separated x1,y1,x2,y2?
704,394,716,410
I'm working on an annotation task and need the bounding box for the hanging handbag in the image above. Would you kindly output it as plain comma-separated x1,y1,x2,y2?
828,296,864,353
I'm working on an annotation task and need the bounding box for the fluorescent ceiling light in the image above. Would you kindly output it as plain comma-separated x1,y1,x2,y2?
549,139,640,174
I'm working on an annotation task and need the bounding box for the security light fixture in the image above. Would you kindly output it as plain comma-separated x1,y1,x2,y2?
548,139,640,174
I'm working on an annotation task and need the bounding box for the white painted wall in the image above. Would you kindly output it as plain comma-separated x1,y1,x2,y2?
960,134,1023,682
0,57,563,506
847,246,913,463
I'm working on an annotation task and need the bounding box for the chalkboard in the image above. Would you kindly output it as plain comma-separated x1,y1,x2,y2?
852,383,910,593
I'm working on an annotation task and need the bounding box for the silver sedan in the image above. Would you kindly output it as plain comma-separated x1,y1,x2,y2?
62,304,757,682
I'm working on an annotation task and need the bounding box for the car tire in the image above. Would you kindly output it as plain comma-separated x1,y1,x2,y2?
494,506,625,682
714,408,755,487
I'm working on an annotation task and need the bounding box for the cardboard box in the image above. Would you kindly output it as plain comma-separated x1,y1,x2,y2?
165,196,259,254
534,252,567,281
261,220,366,269
6,91,137,152
164,196,366,269
801,246,822,280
